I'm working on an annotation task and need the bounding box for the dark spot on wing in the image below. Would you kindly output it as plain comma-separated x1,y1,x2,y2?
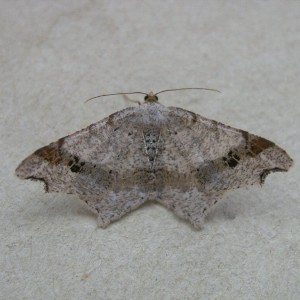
227,158,239,168
69,156,86,173
106,111,120,126
241,130,249,143
190,112,197,124
223,149,241,168
70,165,81,173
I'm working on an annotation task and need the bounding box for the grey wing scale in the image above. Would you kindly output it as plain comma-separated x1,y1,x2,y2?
152,106,293,228
16,106,151,226
166,106,293,188
16,103,293,229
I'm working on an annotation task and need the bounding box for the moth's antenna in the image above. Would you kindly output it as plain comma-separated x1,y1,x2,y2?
85,88,221,103
85,92,148,103
155,88,221,95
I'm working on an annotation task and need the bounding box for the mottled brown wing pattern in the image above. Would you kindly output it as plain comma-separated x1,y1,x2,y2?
133,106,292,228
16,102,293,228
166,107,293,190
16,107,145,193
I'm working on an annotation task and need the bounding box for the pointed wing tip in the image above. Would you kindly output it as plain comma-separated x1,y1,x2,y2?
15,154,43,179
15,162,27,179
281,153,294,172
288,156,294,169
271,147,294,171
258,148,293,185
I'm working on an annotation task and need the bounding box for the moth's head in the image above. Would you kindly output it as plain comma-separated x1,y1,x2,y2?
144,92,159,104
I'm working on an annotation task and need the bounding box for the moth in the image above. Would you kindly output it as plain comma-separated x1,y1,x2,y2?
16,89,293,228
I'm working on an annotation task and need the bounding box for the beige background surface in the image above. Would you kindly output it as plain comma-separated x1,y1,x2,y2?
1,1,300,299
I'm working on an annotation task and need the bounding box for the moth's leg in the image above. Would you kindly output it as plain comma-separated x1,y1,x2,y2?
79,193,147,228
157,191,222,229
122,94,141,105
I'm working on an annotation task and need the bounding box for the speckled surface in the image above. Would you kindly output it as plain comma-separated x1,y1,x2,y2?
1,1,300,299
15,100,293,229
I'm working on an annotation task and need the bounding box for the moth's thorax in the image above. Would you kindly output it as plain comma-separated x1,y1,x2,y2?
137,102,169,126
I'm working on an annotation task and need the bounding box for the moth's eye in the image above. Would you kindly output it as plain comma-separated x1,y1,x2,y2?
144,95,149,100
155,95,158,100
